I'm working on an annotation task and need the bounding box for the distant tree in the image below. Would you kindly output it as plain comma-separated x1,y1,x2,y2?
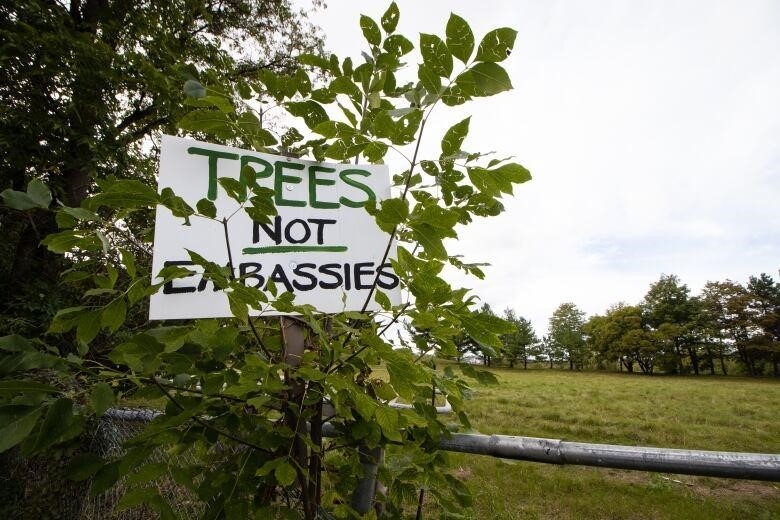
501,308,537,368
548,302,587,370
700,281,744,374
642,274,700,374
746,274,780,376
584,303,656,374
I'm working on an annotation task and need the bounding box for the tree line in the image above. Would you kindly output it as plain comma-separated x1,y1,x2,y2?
460,273,780,377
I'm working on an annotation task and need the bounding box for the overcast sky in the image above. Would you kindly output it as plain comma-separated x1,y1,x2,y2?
312,0,780,334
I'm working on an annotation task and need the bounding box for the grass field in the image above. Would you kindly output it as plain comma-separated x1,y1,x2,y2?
424,367,780,519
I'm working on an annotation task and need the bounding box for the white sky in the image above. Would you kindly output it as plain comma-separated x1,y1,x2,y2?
312,0,780,335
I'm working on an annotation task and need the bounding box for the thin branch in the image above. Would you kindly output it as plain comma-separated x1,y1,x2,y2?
378,302,411,337
115,104,157,134
152,378,247,404
152,378,271,453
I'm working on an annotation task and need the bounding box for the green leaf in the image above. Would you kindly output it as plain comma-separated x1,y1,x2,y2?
374,405,402,441
90,461,120,495
26,179,52,208
196,198,217,218
218,176,246,202
177,109,234,138
275,461,297,487
286,101,329,130
460,363,499,385
374,290,392,310
298,53,332,72
67,453,105,481
0,380,59,395
383,34,414,57
115,488,155,512
28,398,77,453
330,76,362,104
120,249,137,278
362,141,388,163
441,117,471,158
371,111,394,139
360,14,381,46
0,334,34,352
324,135,370,161
87,179,159,210
228,292,249,324
468,162,530,197
160,187,194,224
442,70,476,106
0,179,51,210
0,189,37,210
42,230,101,254
374,198,409,233
91,382,114,417
493,162,531,186
77,310,102,344
313,120,356,139
194,94,235,114
412,224,447,259
47,306,87,334
55,210,76,229
420,34,453,77
418,64,441,95
61,206,100,222
475,27,517,62
446,14,475,64
281,127,304,147
390,109,423,145
461,312,514,349
183,79,206,98
381,2,400,33
0,407,42,453
126,462,169,485
470,62,513,96
237,111,277,145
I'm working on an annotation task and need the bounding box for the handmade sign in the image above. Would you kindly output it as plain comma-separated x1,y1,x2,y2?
149,135,399,319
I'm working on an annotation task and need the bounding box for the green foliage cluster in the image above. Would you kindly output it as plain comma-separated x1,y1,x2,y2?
0,0,323,338
0,2,531,518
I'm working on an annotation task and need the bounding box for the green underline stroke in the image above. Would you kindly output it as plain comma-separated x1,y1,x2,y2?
242,245,349,254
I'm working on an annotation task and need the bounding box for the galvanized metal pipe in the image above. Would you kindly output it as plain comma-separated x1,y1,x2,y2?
102,409,780,481
438,433,780,481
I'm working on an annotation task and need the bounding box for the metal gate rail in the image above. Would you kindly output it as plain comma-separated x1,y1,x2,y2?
104,408,780,481
439,433,780,481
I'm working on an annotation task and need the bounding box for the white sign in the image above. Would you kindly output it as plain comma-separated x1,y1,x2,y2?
149,135,400,319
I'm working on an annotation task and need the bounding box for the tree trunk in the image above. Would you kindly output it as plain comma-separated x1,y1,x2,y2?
688,346,700,375
704,346,716,374
674,341,684,373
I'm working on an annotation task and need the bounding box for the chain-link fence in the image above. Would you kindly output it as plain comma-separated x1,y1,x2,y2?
1,408,204,519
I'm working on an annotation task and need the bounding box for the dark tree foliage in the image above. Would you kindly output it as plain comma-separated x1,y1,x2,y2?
548,302,587,370
0,0,323,336
642,274,699,374
501,308,536,369
579,273,779,377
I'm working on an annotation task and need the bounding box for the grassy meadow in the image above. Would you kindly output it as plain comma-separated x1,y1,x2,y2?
423,367,780,519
